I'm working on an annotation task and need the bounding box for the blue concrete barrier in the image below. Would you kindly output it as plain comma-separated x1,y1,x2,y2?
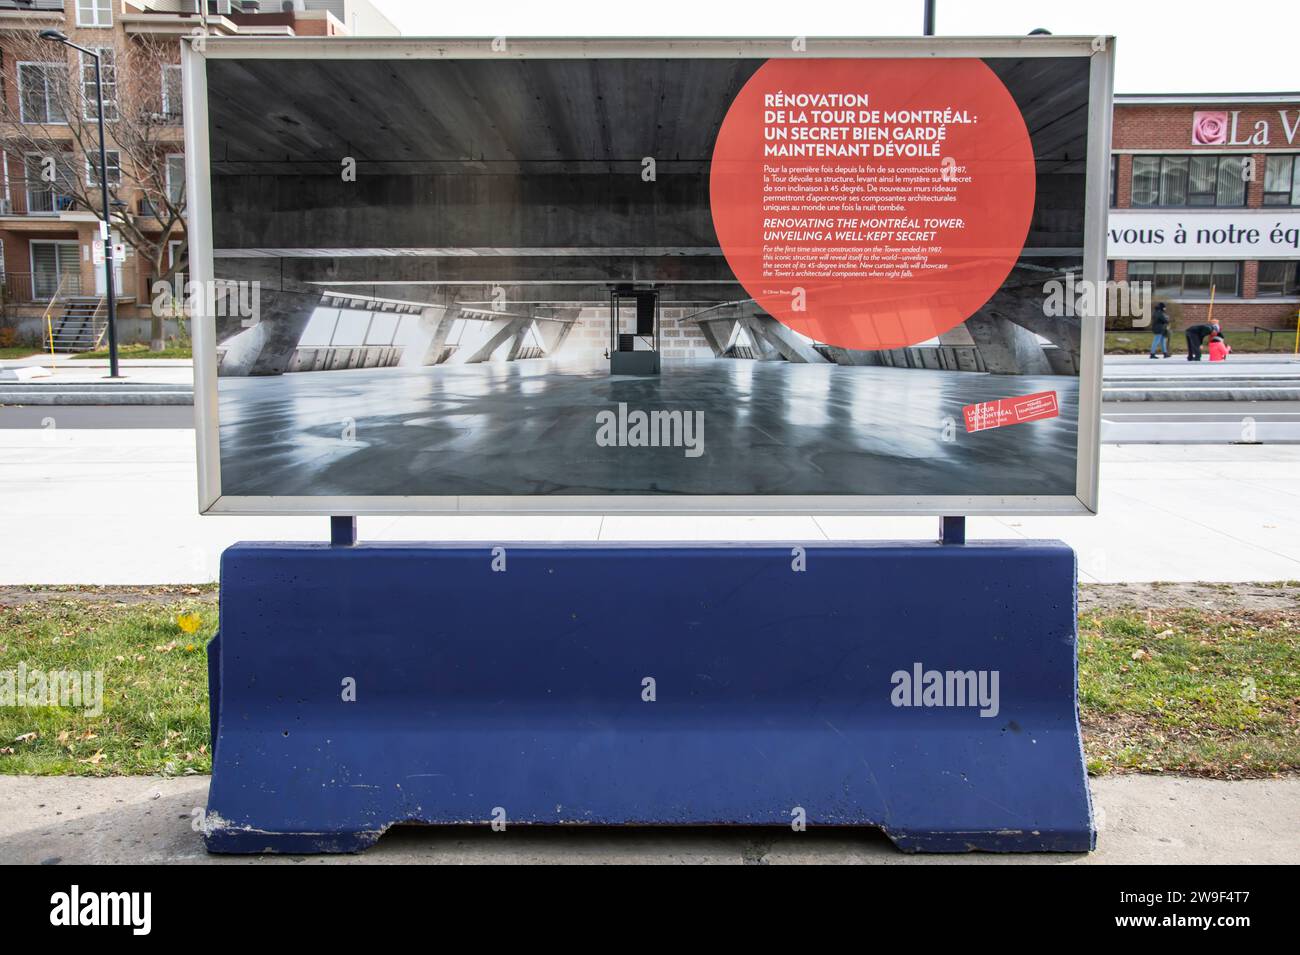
204,541,1094,853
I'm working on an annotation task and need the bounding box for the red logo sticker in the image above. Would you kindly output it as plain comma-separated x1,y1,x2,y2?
963,391,1060,433
709,58,1036,351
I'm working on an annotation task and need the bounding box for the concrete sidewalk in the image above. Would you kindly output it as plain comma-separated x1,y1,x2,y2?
2,429,1300,584
0,358,194,404
0,774,1292,864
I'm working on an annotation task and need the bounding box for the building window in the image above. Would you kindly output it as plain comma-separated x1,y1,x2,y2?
24,152,71,213
1109,155,1118,207
86,150,122,188
76,0,113,28
165,154,185,206
30,240,81,300
1264,155,1300,206
1258,261,1300,296
161,64,182,121
1130,154,1248,207
80,49,118,122
1126,260,1240,298
18,62,67,125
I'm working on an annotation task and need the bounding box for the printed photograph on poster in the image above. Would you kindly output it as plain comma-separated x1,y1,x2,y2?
197,44,1101,505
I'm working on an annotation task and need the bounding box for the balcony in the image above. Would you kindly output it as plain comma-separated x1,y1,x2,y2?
17,188,77,216
1,175,80,217
1,271,84,307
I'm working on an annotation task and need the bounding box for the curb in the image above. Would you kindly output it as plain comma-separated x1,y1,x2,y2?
1104,388,1300,402
0,384,193,406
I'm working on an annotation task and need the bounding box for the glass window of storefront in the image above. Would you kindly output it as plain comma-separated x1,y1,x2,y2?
1258,261,1300,296
1131,155,1247,207
1264,155,1300,206
1127,261,1241,297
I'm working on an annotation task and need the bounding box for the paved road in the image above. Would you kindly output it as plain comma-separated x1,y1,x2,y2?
0,774,1292,864
6,401,1300,444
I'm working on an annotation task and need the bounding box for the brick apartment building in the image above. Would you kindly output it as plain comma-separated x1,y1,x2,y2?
0,0,395,350
1109,92,1300,334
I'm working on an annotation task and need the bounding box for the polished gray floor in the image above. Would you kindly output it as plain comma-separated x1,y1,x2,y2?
217,359,1080,497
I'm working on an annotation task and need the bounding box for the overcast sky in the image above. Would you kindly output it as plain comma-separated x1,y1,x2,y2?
370,0,1298,94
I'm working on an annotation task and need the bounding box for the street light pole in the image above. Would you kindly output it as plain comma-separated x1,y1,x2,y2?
40,30,120,378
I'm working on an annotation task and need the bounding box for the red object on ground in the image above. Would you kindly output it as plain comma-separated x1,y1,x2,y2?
963,391,1060,433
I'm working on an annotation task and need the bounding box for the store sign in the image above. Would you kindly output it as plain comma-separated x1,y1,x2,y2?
1191,109,1300,147
1108,210,1300,259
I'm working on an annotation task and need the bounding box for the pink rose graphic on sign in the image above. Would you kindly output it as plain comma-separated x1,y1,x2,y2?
1192,111,1228,145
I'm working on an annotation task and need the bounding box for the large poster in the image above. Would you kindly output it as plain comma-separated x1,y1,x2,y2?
188,38,1111,514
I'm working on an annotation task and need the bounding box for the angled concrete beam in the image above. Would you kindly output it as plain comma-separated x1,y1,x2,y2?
538,307,583,355
507,320,538,360
738,318,781,360
981,266,1082,368
452,316,529,364
697,318,737,357
963,311,1053,375
216,287,323,377
745,313,829,364
416,305,457,366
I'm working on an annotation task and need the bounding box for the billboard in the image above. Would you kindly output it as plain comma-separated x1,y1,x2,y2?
183,37,1113,515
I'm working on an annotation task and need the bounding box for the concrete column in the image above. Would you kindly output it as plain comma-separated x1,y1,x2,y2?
697,318,737,357
737,317,781,360
982,267,1082,368
538,307,583,356
744,313,829,363
822,346,883,366
507,320,538,360
416,305,457,366
964,311,1053,375
453,316,529,364
215,286,323,377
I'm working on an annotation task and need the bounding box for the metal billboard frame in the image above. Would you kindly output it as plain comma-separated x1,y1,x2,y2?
184,35,1114,517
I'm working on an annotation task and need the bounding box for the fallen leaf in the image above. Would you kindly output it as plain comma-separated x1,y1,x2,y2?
175,612,202,635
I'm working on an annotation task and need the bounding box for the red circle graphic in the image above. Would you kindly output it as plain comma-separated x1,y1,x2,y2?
709,58,1036,351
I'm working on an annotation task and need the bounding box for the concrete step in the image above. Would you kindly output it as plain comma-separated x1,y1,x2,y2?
0,382,193,406
1104,386,1300,402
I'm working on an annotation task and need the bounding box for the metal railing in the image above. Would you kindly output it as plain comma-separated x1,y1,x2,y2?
1,175,79,215
1,271,84,306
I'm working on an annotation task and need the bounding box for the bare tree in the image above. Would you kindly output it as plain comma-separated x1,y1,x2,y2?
0,30,186,350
